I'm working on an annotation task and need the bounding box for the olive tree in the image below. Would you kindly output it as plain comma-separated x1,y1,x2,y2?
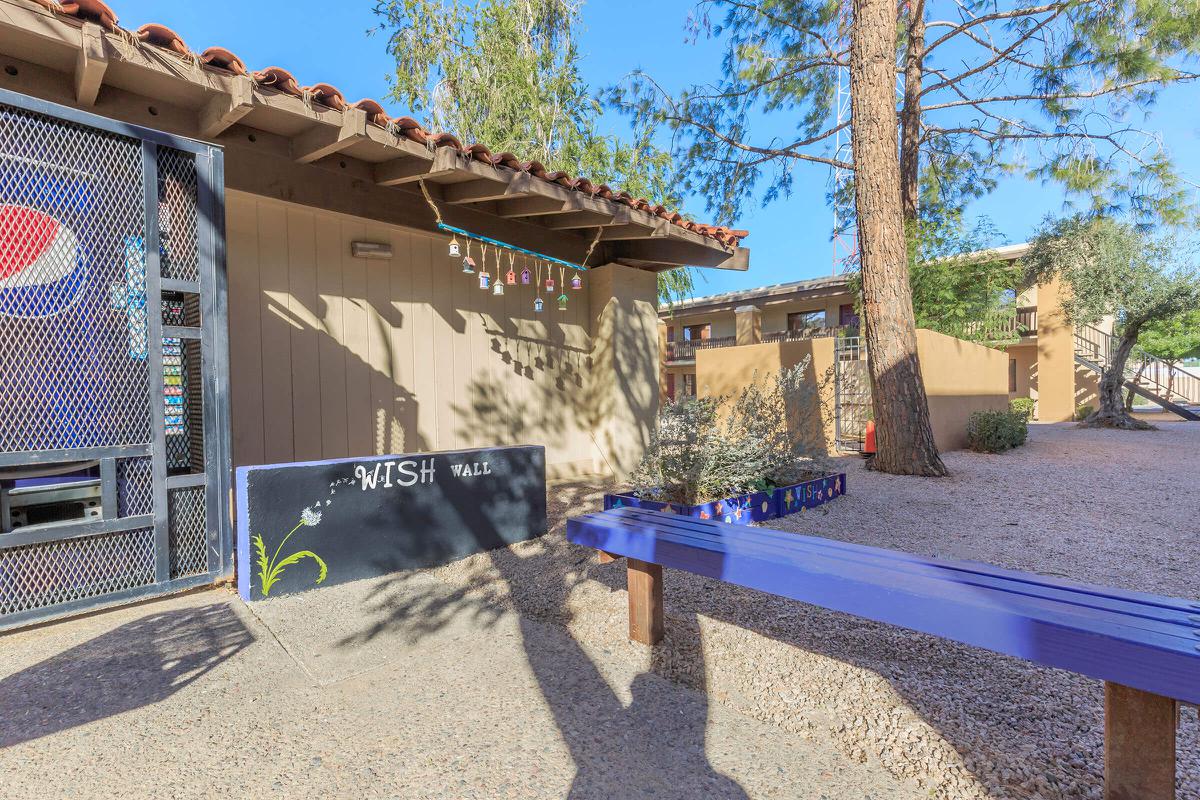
1024,216,1200,429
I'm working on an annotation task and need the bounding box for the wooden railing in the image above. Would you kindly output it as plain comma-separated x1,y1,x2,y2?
665,335,737,362
762,325,853,343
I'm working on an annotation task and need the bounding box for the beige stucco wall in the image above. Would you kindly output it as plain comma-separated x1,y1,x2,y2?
1006,343,1039,406
1036,277,1078,422
916,330,1010,451
694,338,838,453
226,190,627,478
587,263,662,477
692,329,1006,454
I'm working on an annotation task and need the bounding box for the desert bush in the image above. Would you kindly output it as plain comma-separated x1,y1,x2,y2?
966,410,1029,453
629,358,831,505
1075,403,1095,421
1009,397,1036,421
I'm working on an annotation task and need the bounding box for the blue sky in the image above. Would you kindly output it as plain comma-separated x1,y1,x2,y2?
112,0,1200,299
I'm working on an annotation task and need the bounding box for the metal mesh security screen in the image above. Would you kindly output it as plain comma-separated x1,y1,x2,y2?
168,487,206,579
157,148,199,283
0,103,151,452
0,527,155,616
0,90,230,631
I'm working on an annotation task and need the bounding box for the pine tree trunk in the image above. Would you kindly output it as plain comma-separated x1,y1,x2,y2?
899,0,925,223
1085,329,1154,430
850,0,948,476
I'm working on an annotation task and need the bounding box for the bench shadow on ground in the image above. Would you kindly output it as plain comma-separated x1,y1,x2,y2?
0,602,253,748
333,477,751,800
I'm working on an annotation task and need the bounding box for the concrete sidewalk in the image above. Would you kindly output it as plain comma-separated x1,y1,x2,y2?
0,574,915,799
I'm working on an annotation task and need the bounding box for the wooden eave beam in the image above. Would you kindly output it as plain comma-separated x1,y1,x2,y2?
541,210,620,230
73,22,107,106
198,75,254,138
600,220,671,240
292,107,368,164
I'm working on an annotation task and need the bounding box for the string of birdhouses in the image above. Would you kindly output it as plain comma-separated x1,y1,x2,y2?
419,179,600,313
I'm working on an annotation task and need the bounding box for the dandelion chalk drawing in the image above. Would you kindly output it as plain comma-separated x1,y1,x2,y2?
236,445,547,600
251,506,328,597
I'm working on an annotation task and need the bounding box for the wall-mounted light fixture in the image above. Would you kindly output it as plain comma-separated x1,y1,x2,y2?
351,241,393,259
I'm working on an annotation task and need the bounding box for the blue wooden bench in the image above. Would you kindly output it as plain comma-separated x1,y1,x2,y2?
567,506,1200,800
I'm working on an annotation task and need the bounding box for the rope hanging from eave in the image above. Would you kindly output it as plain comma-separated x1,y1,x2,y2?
418,178,603,272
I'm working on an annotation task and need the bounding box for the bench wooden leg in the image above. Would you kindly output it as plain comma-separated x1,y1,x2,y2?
626,558,663,645
1105,681,1177,800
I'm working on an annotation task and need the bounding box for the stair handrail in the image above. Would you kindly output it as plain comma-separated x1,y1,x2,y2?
1073,323,1199,405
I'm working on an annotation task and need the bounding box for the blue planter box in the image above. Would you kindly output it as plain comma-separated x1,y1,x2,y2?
604,473,846,526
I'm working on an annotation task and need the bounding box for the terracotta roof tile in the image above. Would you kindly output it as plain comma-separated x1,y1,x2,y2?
136,23,188,55
252,66,302,98
301,83,346,111
47,0,747,248
200,47,247,75
351,98,389,126
59,0,118,31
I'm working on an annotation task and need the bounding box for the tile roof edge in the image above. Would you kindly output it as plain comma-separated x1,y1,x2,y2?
34,0,747,250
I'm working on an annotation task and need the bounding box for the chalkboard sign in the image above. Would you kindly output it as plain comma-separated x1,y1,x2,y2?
235,445,546,600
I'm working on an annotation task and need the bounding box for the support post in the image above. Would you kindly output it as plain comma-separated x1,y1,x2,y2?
627,558,664,645
734,304,762,346
1104,681,1177,800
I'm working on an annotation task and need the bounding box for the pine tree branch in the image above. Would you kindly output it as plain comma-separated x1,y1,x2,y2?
921,74,1199,111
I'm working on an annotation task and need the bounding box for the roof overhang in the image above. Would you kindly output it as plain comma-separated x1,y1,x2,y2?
0,0,749,273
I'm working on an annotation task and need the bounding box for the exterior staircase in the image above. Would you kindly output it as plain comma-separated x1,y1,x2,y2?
1073,324,1200,421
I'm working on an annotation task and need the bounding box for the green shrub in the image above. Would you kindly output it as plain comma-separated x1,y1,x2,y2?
629,358,831,505
967,410,1028,453
1009,397,1036,421
1075,404,1094,421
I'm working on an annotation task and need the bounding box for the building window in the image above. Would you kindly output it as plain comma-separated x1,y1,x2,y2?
1009,359,1018,393
839,303,860,328
788,311,825,331
666,325,675,342
682,373,696,397
666,373,676,401
684,324,710,341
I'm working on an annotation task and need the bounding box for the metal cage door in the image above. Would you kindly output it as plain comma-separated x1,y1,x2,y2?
0,89,230,630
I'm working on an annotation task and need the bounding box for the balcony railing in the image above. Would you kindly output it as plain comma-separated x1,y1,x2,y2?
938,308,1037,342
762,325,854,343
665,335,737,362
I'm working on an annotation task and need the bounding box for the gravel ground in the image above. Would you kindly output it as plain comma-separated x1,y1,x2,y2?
2,422,1195,799
431,421,1200,800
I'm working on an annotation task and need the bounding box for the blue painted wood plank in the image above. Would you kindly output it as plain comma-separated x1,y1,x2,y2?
571,512,1198,647
600,508,1198,629
567,509,1200,704
595,507,1200,617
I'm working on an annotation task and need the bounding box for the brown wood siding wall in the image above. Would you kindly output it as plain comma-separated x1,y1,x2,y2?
226,191,600,475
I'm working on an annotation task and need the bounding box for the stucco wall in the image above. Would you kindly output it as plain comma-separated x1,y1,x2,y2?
693,330,1006,454
226,190,608,477
916,330,1010,451
1006,343,1039,406
694,338,837,453
587,263,661,477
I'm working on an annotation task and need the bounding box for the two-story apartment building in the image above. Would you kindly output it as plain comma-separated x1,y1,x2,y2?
660,244,1120,433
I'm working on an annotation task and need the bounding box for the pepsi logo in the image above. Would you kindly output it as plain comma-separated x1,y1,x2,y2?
0,204,86,318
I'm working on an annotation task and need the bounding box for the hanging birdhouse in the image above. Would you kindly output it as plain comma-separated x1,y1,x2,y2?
520,268,531,285
534,297,544,313
479,271,490,290
493,281,504,296
557,293,568,311
462,256,476,274
506,270,516,286
545,276,555,292
570,273,583,290
448,237,461,258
